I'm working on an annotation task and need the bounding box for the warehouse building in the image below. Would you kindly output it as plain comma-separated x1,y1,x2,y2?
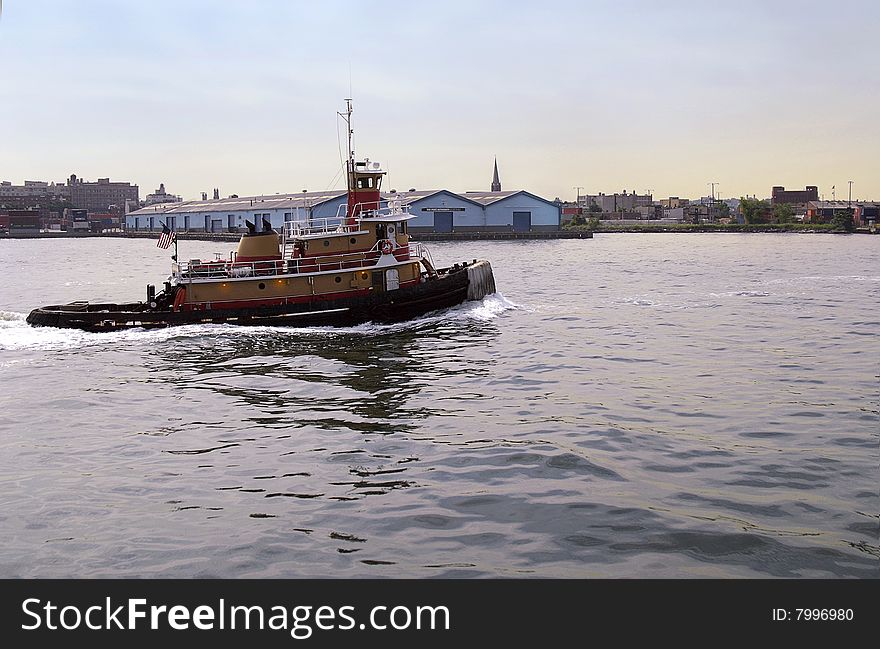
127,190,560,233
127,190,349,233
399,189,560,233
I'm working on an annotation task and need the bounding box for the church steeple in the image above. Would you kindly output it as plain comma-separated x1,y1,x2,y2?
491,158,501,192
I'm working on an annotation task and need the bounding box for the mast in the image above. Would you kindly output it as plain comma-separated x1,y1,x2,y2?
338,99,354,196
338,99,384,224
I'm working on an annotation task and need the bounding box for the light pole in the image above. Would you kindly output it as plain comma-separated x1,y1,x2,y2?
707,182,718,203
707,182,718,222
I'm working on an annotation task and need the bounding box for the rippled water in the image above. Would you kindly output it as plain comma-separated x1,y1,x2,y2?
0,234,877,578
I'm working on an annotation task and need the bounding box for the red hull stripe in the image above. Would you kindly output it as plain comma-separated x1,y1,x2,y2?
182,279,420,311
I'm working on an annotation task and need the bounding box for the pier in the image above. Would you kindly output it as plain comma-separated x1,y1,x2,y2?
1,229,594,242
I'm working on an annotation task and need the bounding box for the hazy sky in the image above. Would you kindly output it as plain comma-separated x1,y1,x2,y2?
1,0,877,202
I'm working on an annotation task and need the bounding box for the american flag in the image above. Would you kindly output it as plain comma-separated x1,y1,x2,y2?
157,223,176,249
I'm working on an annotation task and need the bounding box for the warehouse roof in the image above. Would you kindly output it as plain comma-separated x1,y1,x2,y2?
128,188,557,216
461,190,557,206
128,190,347,215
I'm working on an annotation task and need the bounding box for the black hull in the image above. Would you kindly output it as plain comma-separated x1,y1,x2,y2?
26,261,495,332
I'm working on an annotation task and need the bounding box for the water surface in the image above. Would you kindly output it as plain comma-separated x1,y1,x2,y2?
0,234,877,577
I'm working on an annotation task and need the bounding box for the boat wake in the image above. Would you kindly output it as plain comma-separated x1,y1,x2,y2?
0,293,518,352
0,310,26,323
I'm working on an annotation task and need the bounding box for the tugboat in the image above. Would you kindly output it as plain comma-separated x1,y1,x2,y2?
27,101,496,332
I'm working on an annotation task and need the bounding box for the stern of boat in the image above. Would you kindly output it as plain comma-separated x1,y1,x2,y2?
466,259,496,301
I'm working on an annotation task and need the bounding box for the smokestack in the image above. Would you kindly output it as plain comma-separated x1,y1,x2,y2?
201,192,208,201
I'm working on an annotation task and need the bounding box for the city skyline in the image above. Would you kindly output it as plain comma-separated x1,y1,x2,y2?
0,1,877,202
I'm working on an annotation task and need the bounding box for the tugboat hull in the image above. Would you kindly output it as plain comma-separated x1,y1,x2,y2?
27,261,495,332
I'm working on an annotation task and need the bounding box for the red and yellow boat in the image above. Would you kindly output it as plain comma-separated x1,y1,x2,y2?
27,102,495,332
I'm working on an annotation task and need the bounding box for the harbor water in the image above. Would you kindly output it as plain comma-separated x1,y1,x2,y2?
0,234,877,578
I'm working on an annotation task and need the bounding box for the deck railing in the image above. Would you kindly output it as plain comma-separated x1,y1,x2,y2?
173,239,425,281
282,199,412,239
284,215,361,238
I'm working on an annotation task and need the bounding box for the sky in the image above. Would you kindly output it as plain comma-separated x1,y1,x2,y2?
0,0,878,202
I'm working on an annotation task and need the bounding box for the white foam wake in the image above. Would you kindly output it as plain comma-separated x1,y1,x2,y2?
0,293,519,351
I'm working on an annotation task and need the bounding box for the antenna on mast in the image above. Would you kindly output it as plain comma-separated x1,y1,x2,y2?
338,99,354,194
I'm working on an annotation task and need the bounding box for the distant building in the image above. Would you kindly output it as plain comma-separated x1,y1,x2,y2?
0,210,42,234
686,203,713,223
403,190,560,233
805,200,879,227
68,174,139,213
491,159,501,192
126,188,561,233
67,208,91,231
771,185,818,205
662,207,686,221
0,180,69,200
128,191,352,233
0,181,69,216
635,205,662,219
580,190,653,216
145,183,182,206
86,212,123,233
659,197,690,209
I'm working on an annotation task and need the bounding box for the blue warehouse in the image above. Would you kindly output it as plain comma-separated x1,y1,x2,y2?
127,161,560,233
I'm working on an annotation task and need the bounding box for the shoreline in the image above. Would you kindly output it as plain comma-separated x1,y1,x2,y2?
2,230,593,242
1,226,874,241
585,225,872,234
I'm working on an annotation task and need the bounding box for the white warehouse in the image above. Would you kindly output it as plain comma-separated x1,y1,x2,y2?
126,188,560,234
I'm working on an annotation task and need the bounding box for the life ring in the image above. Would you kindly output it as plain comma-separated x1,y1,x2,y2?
381,239,393,255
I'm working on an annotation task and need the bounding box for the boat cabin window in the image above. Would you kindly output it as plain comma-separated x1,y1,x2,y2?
356,177,375,189
399,221,407,234
376,223,387,240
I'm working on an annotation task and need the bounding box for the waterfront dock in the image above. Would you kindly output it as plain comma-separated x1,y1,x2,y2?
1,230,594,242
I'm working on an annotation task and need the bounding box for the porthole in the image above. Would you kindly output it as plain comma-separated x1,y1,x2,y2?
350,237,357,245
334,276,342,283
323,240,330,247
361,272,369,280
258,282,266,290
